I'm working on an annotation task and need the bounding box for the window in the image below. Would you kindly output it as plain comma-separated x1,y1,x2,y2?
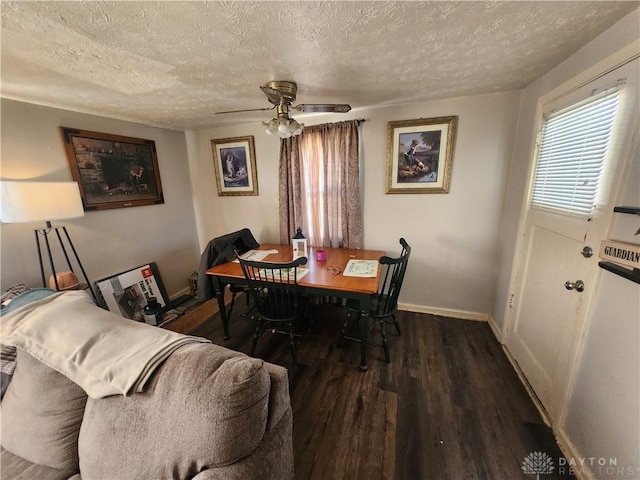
299,132,332,244
531,88,621,217
278,120,363,248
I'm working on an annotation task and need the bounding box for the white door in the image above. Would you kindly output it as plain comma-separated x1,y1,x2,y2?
505,57,639,423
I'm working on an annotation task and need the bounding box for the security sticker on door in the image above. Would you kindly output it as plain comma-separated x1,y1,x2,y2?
599,240,640,270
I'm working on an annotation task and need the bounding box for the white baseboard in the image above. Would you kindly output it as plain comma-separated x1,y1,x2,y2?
487,314,506,344
398,303,508,341
170,287,191,300
554,428,594,480
500,343,552,429
398,302,489,322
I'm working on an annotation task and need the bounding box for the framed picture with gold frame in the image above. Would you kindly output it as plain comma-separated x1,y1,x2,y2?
211,136,258,196
386,116,457,194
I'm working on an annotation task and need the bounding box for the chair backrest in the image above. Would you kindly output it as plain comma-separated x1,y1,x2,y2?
238,256,308,323
372,238,411,318
197,228,260,301
211,228,260,267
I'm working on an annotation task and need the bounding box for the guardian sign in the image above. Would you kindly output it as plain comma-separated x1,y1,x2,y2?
599,240,640,270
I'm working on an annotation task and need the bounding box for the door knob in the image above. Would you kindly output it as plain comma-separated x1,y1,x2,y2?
581,246,593,258
564,280,585,292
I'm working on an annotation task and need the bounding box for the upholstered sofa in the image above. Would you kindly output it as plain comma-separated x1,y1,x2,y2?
0,291,294,480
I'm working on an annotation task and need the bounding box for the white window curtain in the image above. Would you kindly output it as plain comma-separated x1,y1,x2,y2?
531,87,621,217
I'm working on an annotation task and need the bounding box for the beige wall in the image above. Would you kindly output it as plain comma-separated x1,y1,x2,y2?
1,91,522,319
0,99,200,298
188,91,521,319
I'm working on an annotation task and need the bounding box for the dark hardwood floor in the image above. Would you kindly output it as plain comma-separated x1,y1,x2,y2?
190,299,575,480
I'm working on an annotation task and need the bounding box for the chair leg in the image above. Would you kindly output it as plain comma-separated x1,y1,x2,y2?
380,319,390,363
228,290,237,318
288,320,298,366
336,310,354,348
391,314,401,336
304,303,315,333
251,320,265,356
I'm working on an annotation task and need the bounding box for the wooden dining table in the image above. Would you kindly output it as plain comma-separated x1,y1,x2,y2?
206,243,386,371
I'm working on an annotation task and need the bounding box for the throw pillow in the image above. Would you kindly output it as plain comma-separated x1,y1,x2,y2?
1,349,88,471
0,344,17,400
1,288,57,399
0,283,30,308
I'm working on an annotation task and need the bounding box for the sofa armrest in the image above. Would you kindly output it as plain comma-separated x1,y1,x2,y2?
190,408,294,480
264,362,290,432
79,344,272,479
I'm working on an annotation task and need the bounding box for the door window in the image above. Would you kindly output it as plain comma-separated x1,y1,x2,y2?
531,87,621,218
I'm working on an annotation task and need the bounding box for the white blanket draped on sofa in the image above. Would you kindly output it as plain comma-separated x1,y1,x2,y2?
1,290,210,398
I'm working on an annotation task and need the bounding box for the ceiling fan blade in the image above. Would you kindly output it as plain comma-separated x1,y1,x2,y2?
260,86,284,105
293,104,352,113
215,106,276,115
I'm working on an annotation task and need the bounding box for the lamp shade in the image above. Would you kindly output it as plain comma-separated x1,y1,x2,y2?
0,181,84,223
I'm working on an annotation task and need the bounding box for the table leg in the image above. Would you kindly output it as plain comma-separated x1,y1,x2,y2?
212,276,230,339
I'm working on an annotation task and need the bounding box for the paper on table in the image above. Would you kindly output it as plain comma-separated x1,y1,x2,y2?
343,259,379,277
257,268,310,281
233,249,279,262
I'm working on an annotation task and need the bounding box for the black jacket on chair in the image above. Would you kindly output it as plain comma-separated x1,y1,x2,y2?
196,228,260,301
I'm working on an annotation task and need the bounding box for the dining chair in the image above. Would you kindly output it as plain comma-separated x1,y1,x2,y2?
197,228,259,319
338,238,411,363
238,256,308,367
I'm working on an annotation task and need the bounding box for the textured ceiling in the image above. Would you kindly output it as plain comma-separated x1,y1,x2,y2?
1,1,638,131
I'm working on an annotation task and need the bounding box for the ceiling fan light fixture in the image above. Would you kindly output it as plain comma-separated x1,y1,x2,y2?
218,80,350,137
263,116,304,138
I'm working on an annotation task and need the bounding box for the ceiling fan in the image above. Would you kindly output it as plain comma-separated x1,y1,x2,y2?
216,81,352,115
215,81,352,138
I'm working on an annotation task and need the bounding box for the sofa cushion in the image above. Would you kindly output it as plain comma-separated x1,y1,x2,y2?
1,288,56,399
0,447,78,480
1,349,87,471
79,343,271,479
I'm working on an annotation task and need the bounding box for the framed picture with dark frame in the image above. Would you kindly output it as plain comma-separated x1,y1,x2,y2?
60,127,164,210
211,135,258,196
386,116,458,194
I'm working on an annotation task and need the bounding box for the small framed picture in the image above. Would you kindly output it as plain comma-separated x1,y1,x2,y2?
386,116,458,194
211,136,258,196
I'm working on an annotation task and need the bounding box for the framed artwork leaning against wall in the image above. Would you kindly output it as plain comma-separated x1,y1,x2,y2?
60,127,164,210
211,136,259,196
386,116,458,194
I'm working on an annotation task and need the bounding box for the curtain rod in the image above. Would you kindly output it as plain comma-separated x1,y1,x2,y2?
297,119,366,132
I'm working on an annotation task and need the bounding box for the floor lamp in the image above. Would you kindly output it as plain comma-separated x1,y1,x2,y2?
0,181,97,301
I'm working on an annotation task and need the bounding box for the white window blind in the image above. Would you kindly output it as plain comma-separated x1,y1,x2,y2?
531,88,621,217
